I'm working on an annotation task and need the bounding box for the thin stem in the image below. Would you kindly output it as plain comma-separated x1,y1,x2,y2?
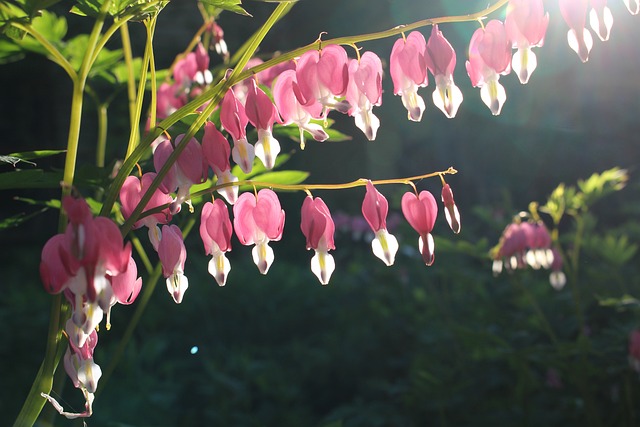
96,103,108,169
124,16,157,158
147,19,158,130
120,23,137,134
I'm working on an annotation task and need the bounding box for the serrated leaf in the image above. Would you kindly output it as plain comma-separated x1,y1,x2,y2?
200,0,252,16
63,34,122,75
70,0,102,17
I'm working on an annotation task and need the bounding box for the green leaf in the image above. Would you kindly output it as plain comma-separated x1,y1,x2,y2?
0,38,24,63
7,149,66,161
242,170,309,190
200,0,252,16
70,0,102,17
577,167,628,207
0,206,48,229
63,34,123,75
0,169,62,189
14,0,65,18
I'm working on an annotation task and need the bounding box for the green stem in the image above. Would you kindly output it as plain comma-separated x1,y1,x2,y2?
120,23,137,135
124,16,157,158
15,1,114,424
96,103,108,169
147,18,158,130
13,295,65,426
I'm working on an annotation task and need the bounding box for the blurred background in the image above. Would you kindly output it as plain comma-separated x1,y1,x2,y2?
2,0,640,426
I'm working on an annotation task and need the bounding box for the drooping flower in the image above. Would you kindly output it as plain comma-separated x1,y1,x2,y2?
549,247,566,290
158,224,189,304
425,25,463,118
210,21,228,59
153,135,206,214
505,0,549,84
345,51,383,140
245,79,281,169
361,181,399,266
390,31,428,121
200,199,233,286
294,44,351,116
273,69,328,149
589,0,613,42
221,88,254,174
441,183,461,234
300,196,336,285
401,190,438,266
119,173,173,250
106,256,142,329
466,20,512,115
624,0,640,15
233,189,286,274
559,0,594,62
202,121,239,204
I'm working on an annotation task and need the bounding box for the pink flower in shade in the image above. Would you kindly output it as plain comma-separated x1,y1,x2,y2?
210,21,228,59
174,42,212,89
629,330,640,373
245,79,281,170
233,189,285,275
202,121,239,204
300,196,336,285
425,25,463,118
589,0,613,42
559,0,594,62
361,181,399,266
441,183,461,234
294,44,351,116
505,0,549,84
157,82,183,120
273,69,328,149
549,247,566,290
200,200,233,286
466,20,512,115
221,89,254,174
106,256,142,328
64,329,101,394
345,51,383,141
390,31,428,121
624,0,640,14
521,222,553,269
158,225,189,304
153,135,206,214
119,173,173,250
401,191,438,266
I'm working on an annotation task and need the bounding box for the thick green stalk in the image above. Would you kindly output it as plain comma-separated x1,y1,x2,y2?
14,1,114,424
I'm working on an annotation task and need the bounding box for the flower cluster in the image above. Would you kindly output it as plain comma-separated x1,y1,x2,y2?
492,218,566,290
40,197,141,409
